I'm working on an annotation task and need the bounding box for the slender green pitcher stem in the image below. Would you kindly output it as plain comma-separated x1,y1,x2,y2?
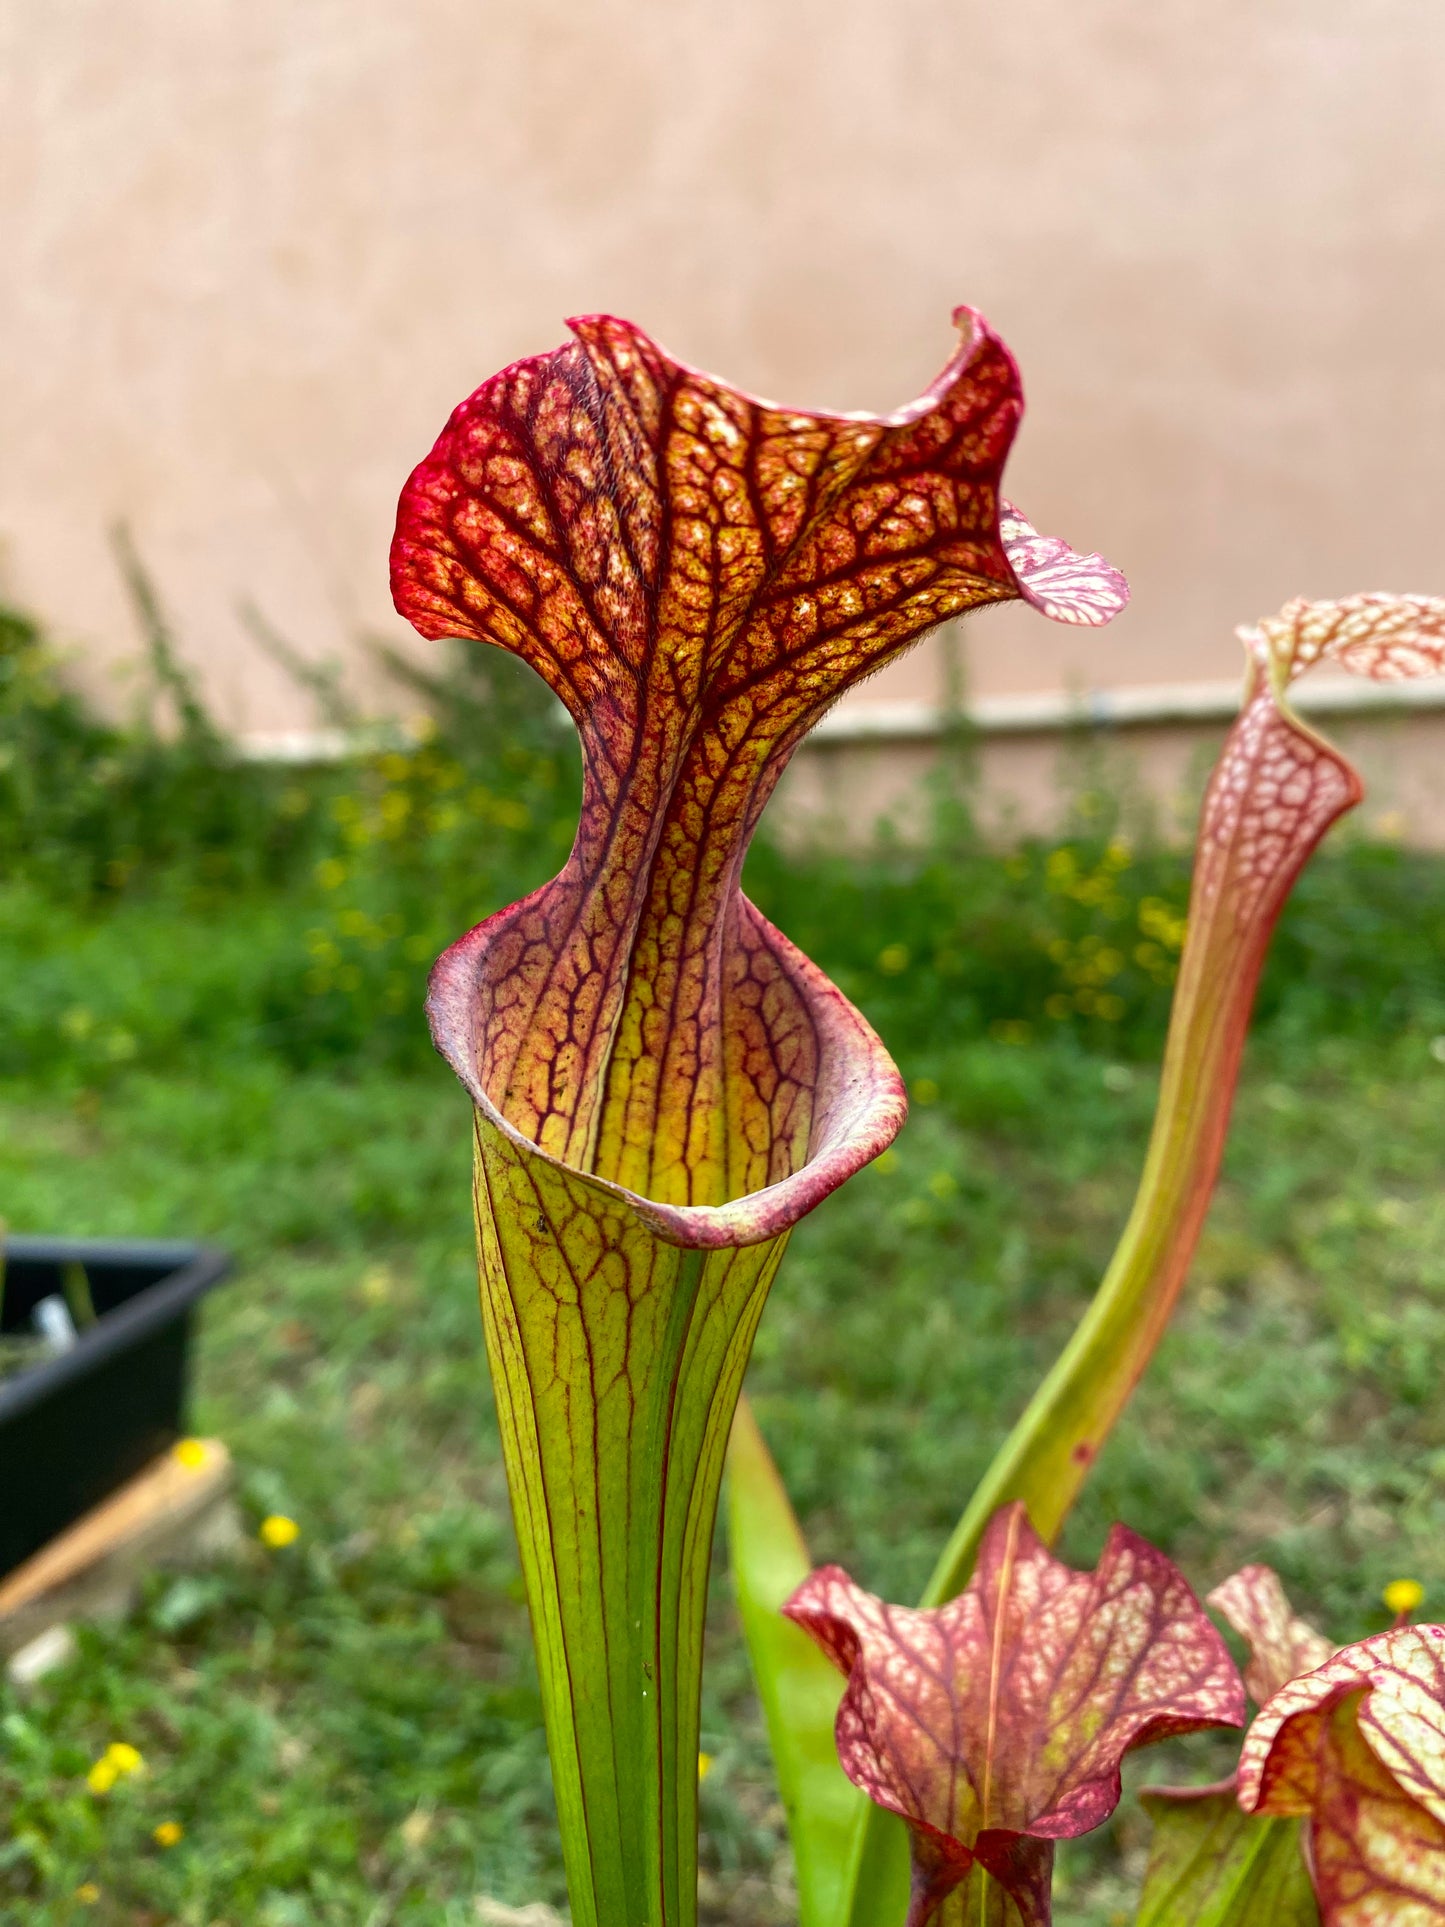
475,1117,789,1927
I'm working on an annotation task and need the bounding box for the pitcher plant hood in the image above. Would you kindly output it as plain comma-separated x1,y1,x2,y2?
1239,1625,1445,1924
784,1502,1244,1927
1138,1566,1445,1925
392,307,1128,1242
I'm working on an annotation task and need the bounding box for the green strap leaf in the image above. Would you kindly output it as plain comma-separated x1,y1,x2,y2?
725,1397,864,1927
1136,1789,1319,1926
474,1126,790,1927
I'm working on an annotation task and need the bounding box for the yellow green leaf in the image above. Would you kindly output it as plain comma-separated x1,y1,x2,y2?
1136,1787,1318,1926
725,1397,863,1927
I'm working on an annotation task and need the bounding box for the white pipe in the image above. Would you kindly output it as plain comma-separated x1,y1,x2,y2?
232,676,1445,763
810,676,1445,744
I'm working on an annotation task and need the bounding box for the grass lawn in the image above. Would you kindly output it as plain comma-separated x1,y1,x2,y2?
1,981,1442,1924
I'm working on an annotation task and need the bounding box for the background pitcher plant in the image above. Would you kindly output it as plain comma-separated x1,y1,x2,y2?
728,591,1445,1927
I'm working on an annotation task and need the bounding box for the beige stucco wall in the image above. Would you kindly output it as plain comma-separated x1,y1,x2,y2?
3,1,1444,753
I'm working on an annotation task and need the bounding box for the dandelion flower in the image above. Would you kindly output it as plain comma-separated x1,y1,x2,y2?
260,1514,300,1549
86,1741,144,1794
1384,1577,1425,1618
152,1820,184,1848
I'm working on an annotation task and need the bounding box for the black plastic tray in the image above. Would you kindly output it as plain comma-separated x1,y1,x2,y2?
0,1236,231,1579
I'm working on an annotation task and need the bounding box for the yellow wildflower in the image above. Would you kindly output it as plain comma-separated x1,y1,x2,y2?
697,1753,713,1782
153,1820,184,1848
877,943,910,976
260,1514,300,1549
911,1077,940,1106
1384,1578,1425,1618
74,1884,101,1905
173,1437,209,1471
87,1741,144,1793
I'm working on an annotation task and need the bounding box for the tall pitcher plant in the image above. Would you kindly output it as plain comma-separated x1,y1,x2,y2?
391,313,1445,1926
390,308,1127,1927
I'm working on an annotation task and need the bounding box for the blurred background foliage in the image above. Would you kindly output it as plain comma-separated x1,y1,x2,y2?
1,589,1442,1093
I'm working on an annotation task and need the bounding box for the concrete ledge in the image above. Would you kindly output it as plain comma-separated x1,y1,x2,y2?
235,675,1445,764
780,698,1445,850
810,676,1445,744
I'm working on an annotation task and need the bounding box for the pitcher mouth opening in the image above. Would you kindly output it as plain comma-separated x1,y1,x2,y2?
425,901,908,1252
